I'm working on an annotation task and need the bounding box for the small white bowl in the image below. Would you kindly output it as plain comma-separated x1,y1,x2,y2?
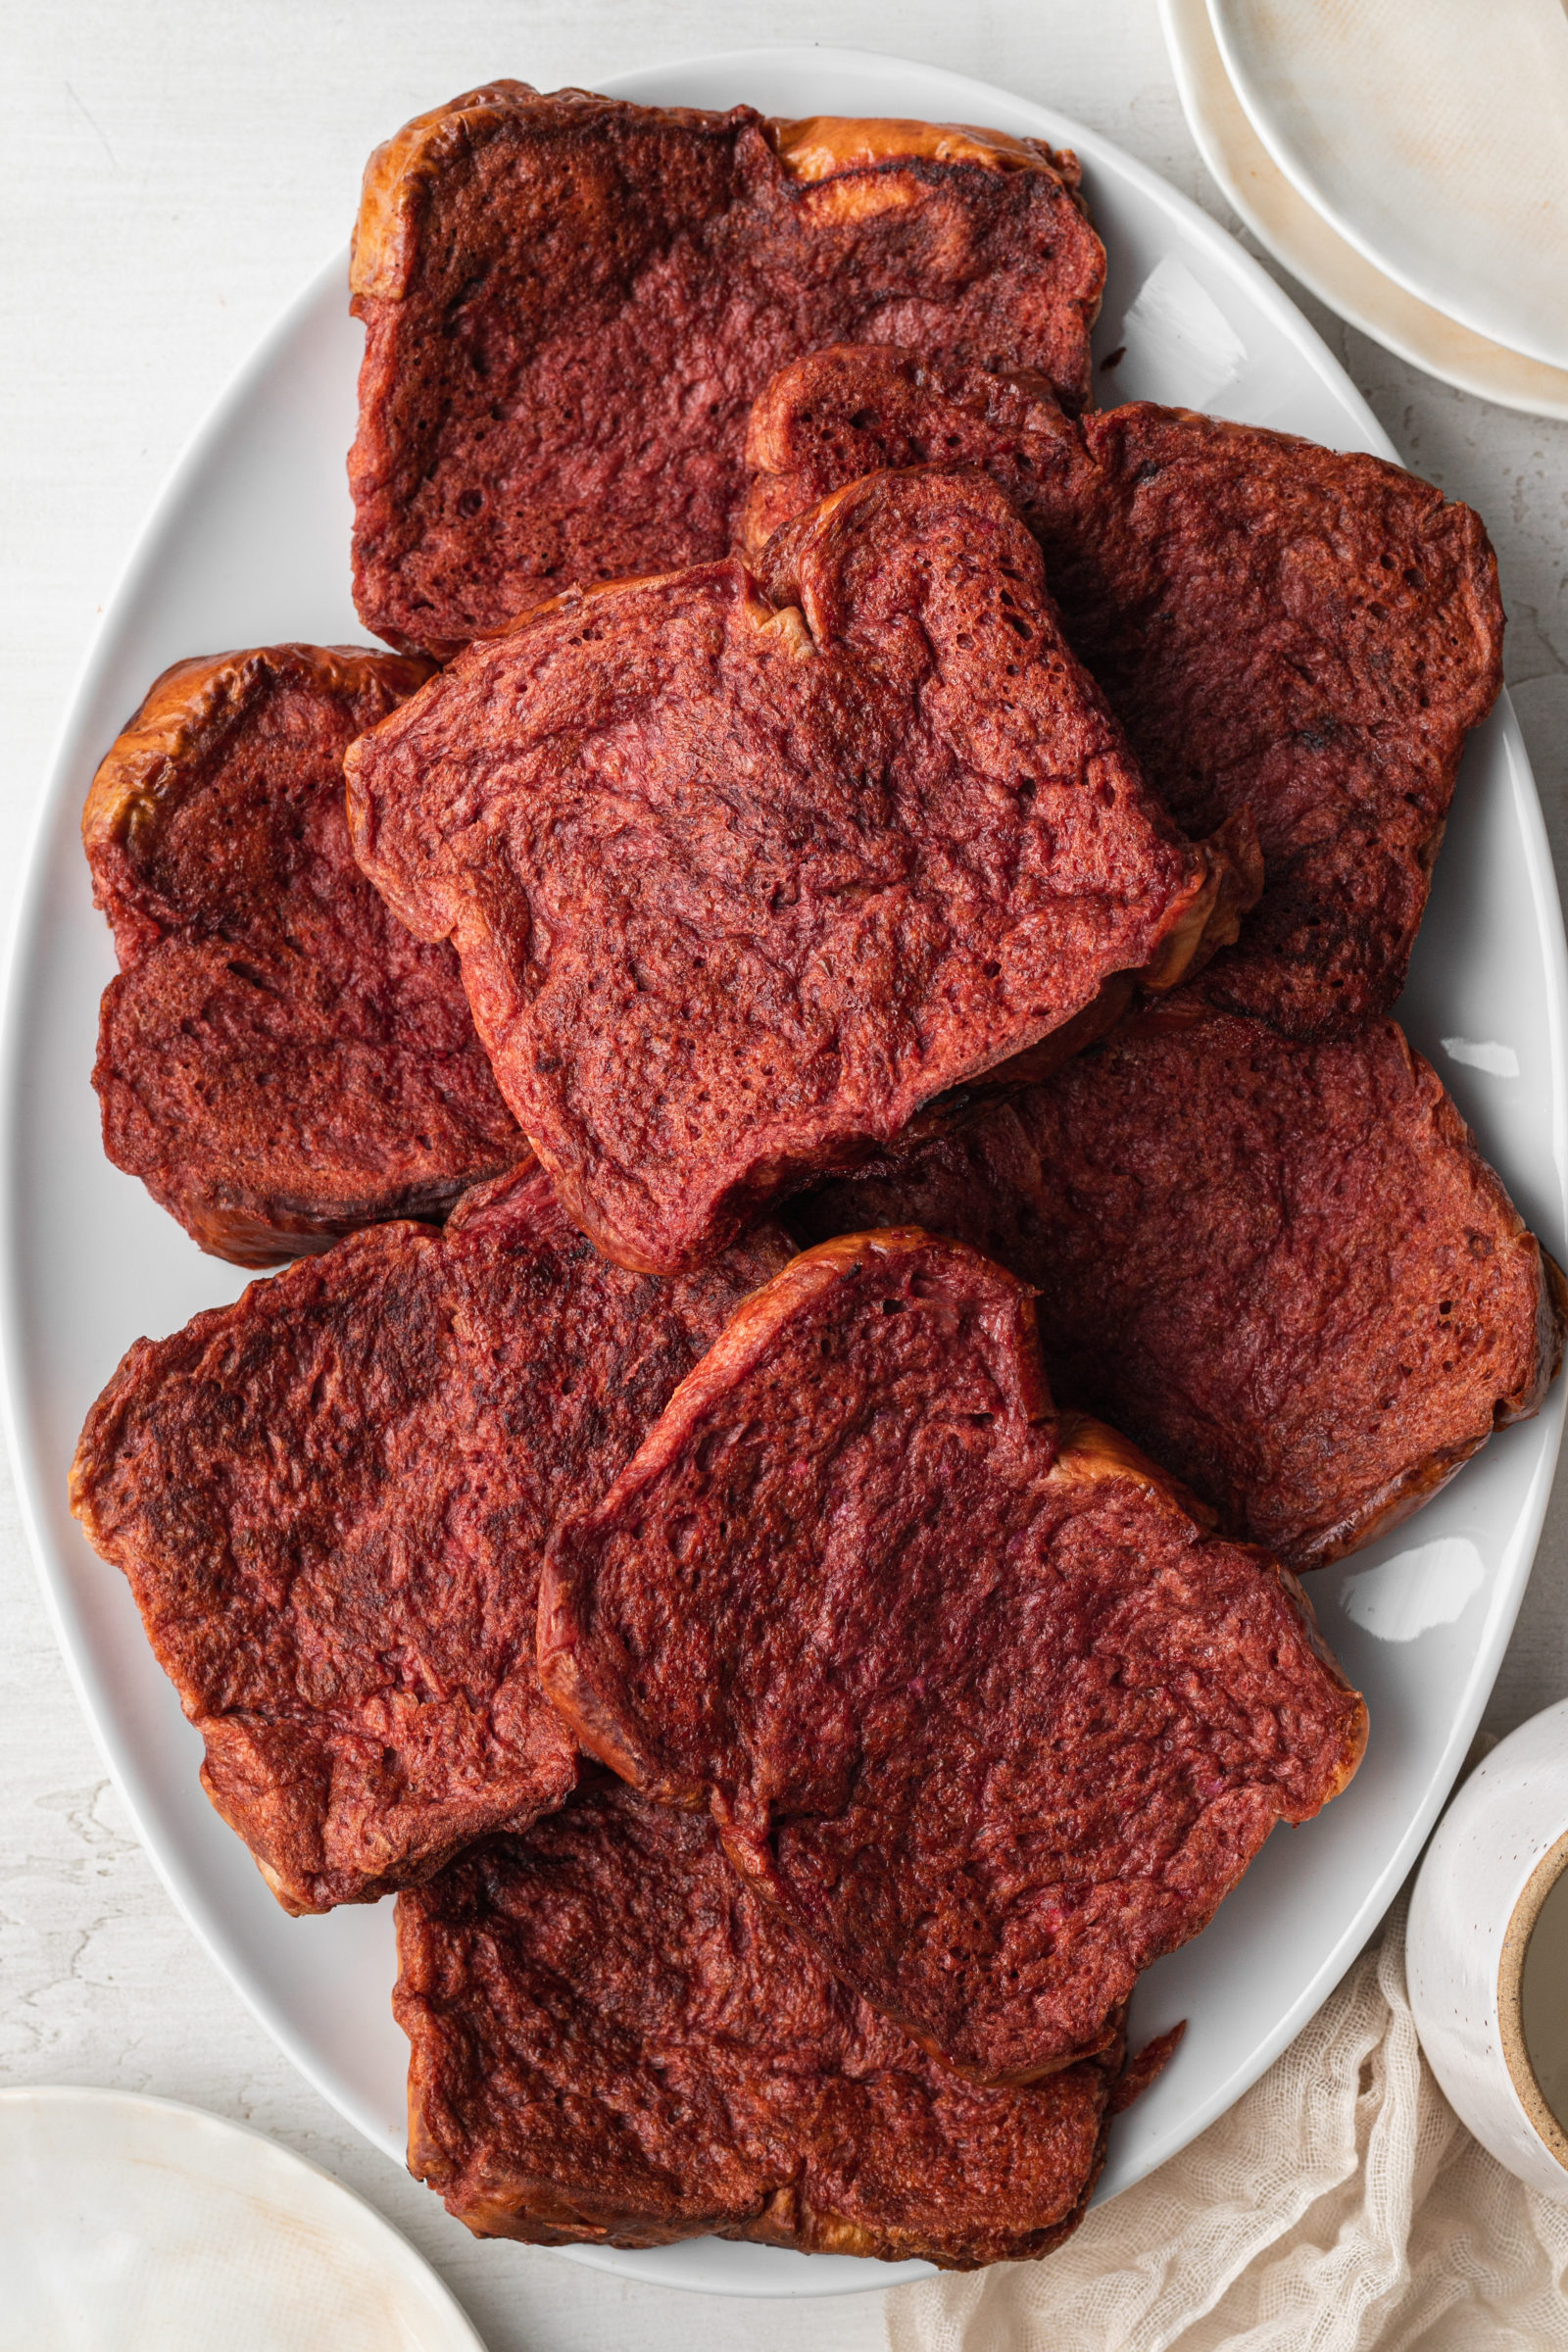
1408,1698,1568,2198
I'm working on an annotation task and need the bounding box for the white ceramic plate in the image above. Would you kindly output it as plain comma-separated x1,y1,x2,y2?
1207,0,1568,373
1162,0,1568,418
0,2086,485,2351
2,42,1564,2304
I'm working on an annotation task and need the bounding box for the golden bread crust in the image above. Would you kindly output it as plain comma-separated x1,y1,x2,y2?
351,82,735,303
769,114,1075,180
81,643,431,871
353,86,1081,307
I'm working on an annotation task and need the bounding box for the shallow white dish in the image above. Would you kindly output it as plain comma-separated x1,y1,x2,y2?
1207,0,1568,373
1162,0,1568,418
0,2086,484,2350
2,41,1565,2304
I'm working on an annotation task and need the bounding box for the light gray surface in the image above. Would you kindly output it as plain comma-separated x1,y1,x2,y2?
3,6,1567,2347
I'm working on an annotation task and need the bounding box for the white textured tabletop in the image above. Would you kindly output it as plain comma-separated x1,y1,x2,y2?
5,6,1568,2347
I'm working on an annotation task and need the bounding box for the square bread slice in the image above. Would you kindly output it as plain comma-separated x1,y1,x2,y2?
346,467,1240,1275
397,1778,1170,2267
70,1162,790,1913
538,1231,1366,2084
788,997,1566,1570
347,84,1105,654
743,347,1505,1037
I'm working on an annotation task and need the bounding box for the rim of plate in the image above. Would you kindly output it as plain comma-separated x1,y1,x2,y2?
0,2084,488,2348
2,40,1563,2303
1204,0,1568,376
1160,0,1568,419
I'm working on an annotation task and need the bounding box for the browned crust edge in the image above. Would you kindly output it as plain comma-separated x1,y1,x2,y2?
769,114,1075,183
395,1869,1120,2267
538,1229,1367,1864
82,642,433,879
1288,1244,1567,1572
168,1176,503,1275
406,2156,1105,2269
351,83,1085,307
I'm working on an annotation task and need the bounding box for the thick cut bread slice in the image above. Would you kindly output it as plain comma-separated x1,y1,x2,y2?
744,348,1504,1036
84,644,524,1266
538,1233,1366,2083
346,467,1242,1275
397,1780,1167,2267
70,1163,791,1913
348,84,1104,654
790,1000,1566,1569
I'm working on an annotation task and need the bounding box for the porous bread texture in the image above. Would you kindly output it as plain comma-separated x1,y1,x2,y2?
743,346,1505,1037
346,466,1239,1275
85,643,522,1265
348,82,1103,653
788,998,1566,1569
397,1779,1153,2267
70,1163,792,1912
539,1230,1366,2083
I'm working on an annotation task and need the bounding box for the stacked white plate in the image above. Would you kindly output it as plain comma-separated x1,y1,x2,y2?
1161,0,1568,416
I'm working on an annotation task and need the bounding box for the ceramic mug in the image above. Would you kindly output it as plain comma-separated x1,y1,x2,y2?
1408,1696,1568,2198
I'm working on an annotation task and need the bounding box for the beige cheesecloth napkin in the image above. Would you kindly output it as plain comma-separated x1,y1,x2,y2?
887,1902,1568,2352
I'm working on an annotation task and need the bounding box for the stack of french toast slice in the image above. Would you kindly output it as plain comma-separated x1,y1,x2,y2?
69,83,1559,2270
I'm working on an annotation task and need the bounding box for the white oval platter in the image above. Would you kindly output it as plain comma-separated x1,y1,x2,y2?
2,42,1563,2303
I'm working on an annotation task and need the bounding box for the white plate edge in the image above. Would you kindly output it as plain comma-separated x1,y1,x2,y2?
1203,0,1568,375
1158,0,1568,418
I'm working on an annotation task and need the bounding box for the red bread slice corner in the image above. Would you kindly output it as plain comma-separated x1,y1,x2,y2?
83,643,524,1266
743,345,1504,1038
348,84,1105,655
396,1777,1143,2267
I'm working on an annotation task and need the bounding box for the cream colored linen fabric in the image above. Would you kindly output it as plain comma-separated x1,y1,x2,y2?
887,1903,1568,2352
